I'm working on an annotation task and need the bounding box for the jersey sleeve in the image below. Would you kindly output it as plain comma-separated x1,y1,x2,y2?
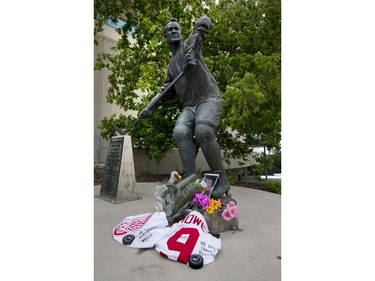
112,212,171,248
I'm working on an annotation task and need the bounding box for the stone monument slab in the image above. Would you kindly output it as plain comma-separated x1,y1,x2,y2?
99,135,140,203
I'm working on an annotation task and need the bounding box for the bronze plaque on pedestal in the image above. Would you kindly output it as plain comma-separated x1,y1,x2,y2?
100,136,124,200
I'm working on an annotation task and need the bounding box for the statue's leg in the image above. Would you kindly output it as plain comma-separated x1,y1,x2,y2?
194,97,230,199
195,123,230,199
173,109,197,177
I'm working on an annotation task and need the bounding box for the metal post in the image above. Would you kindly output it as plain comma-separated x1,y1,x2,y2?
264,143,268,181
95,131,101,163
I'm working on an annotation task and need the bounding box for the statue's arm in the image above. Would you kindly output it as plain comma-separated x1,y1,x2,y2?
139,69,175,118
192,16,211,40
183,16,212,73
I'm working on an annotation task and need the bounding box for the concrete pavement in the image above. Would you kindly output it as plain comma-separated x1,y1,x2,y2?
94,183,281,281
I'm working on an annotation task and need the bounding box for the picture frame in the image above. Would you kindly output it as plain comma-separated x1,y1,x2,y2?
200,173,220,197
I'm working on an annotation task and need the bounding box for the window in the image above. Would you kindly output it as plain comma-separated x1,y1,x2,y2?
106,18,126,29
106,18,135,34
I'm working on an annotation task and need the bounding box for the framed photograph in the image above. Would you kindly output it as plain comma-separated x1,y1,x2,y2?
200,173,220,197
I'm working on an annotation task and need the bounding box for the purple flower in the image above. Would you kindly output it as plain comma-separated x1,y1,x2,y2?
192,193,210,211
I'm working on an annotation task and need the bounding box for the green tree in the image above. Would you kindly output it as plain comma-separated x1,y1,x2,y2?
206,0,281,162
94,0,281,163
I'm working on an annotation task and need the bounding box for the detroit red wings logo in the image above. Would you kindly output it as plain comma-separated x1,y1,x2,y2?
113,213,154,236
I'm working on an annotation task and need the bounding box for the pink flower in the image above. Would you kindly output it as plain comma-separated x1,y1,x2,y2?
227,201,236,208
221,200,239,220
222,208,232,221
228,205,239,219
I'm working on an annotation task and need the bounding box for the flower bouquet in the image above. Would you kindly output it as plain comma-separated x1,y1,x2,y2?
191,193,239,233
154,173,205,225
154,171,239,230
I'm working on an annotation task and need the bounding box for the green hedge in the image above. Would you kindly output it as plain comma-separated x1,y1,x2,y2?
263,179,281,195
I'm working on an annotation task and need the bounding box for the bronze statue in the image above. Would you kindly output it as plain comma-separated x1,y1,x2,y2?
140,16,230,199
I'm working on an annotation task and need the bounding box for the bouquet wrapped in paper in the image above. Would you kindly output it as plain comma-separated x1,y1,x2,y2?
154,173,204,224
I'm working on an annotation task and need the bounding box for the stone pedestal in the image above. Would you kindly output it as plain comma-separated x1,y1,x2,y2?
99,135,140,203
203,211,239,233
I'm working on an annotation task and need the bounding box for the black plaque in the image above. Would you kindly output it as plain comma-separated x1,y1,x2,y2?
100,137,124,200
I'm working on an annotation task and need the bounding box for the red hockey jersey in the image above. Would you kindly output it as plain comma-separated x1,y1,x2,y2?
154,211,221,265
112,212,170,248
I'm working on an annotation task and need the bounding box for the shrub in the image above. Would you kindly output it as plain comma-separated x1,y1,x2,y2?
262,179,281,195
268,151,281,174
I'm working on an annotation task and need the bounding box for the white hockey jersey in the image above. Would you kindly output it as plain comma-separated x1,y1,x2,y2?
112,212,170,248
154,211,221,265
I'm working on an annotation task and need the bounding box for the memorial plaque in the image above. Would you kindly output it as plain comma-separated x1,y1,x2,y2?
99,135,139,203
100,137,124,199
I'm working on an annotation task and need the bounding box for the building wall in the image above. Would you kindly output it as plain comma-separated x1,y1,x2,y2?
94,24,125,163
94,23,254,175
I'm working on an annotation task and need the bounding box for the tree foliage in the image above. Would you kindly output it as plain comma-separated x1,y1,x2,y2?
94,0,281,163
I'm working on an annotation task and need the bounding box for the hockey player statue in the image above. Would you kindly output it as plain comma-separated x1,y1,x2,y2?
139,16,231,200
